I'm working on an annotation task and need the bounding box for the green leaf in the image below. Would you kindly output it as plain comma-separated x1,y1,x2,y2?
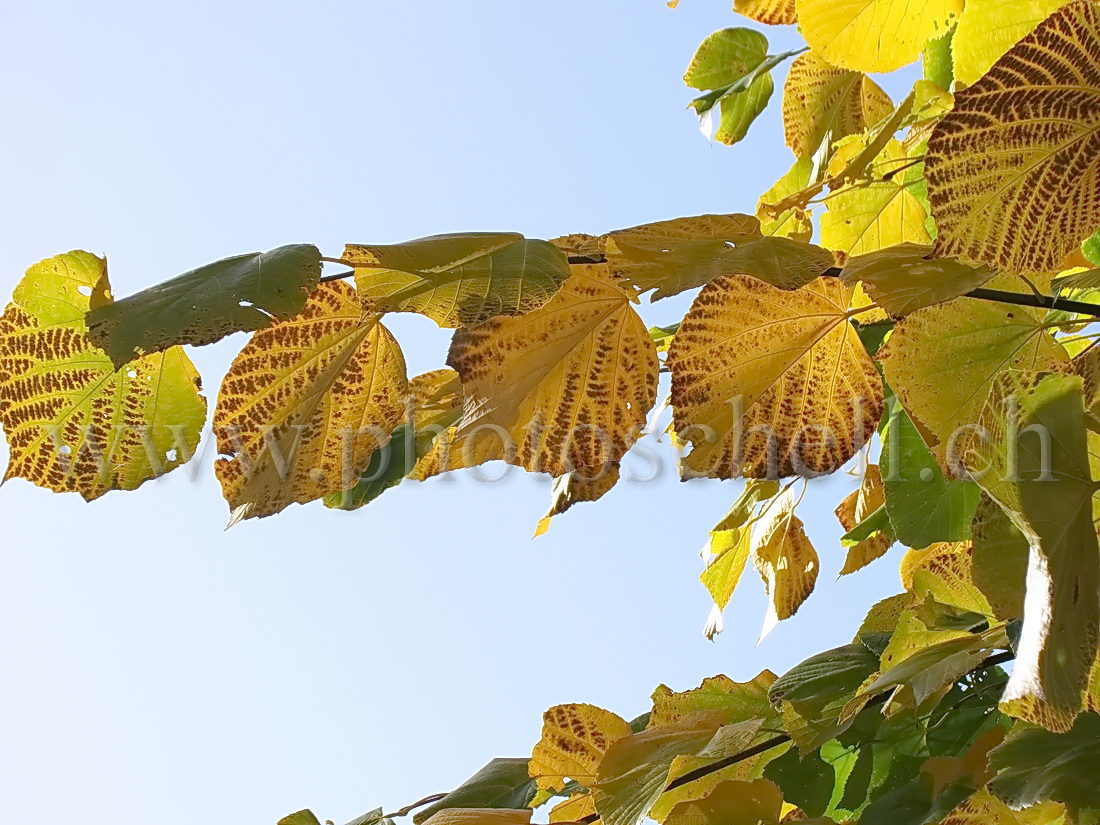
763,747,835,817
840,503,892,547
971,371,1100,731
711,71,774,146
413,759,537,825
684,28,769,92
346,809,385,825
770,644,880,706
86,244,321,368
1083,228,1100,266
989,713,1100,810
345,233,570,327
278,812,323,825
880,396,981,548
970,495,1029,621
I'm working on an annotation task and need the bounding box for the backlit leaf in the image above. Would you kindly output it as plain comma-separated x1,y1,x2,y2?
796,0,963,73
900,542,993,619
534,464,621,537
757,158,814,241
0,251,206,500
989,712,1100,810
345,233,569,327
971,495,1030,621
420,811,531,825
941,790,1067,825
971,371,1099,731
753,503,819,633
413,759,537,824
278,812,323,825
781,52,892,159
878,299,1067,466
86,244,321,368
664,779,784,825
213,281,407,523
684,29,774,147
952,0,1073,86
669,276,883,479
839,243,998,318
529,704,633,793
834,465,894,575
650,672,778,729
425,265,658,478
734,0,797,25
926,1,1100,274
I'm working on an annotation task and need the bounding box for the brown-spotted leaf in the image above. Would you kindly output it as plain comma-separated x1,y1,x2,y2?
926,1,1100,274
664,779,784,825
753,503,819,635
0,251,206,500
534,463,621,537
213,280,407,523
668,276,883,479
427,265,658,478
835,465,894,575
734,0,797,25
650,672,779,729
529,704,633,793
782,51,893,159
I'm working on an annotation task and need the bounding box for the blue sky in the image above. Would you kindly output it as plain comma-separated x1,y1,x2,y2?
0,3,915,823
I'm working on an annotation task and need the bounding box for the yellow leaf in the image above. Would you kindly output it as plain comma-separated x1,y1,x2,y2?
213,281,407,523
940,789,1067,825
427,264,658,478
753,504,819,633
650,672,779,728
734,0,797,25
796,0,962,73
926,1,1100,274
549,793,595,823
840,243,998,317
952,0,1073,86
782,52,893,158
878,300,1066,466
756,158,814,241
346,233,569,327
0,251,206,500
834,465,893,575
971,495,1030,621
921,726,1004,797
821,139,932,257
534,464,621,537
901,542,994,618
664,779,783,825
529,704,633,792
668,276,883,479
421,811,532,825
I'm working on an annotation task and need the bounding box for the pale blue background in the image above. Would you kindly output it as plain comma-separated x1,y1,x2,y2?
0,3,911,823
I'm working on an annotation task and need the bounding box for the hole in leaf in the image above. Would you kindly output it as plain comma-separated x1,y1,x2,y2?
165,448,178,461
127,369,137,378
59,445,72,455
77,286,92,296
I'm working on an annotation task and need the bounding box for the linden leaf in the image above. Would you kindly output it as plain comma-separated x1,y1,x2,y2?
900,542,993,619
325,368,462,511
753,504,819,635
213,281,407,524
420,811,531,825
878,299,1067,467
970,371,1100,731
534,464,621,537
668,276,883,479
734,0,797,25
989,712,1100,810
684,29,775,146
757,158,814,241
425,264,658,478
86,244,321,368
971,495,1030,622
664,779,784,825
940,790,1067,825
952,0,1074,86
529,704,633,793
926,1,1100,274
820,141,932,257
345,233,570,328
796,0,963,73
650,672,779,729
834,465,894,575
412,759,536,824
781,52,893,159
839,243,998,318
0,251,206,500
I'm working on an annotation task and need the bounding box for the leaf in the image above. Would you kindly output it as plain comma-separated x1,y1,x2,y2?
753,503,819,634
86,244,321,368
989,712,1100,810
529,704,633,792
781,52,893,159
900,542,993,619
712,72,775,147
592,712,730,825
762,747,836,817
770,642,880,706
835,465,895,575
425,264,658,478
668,276,883,479
820,141,932,257
413,759,537,824
420,811,531,825
734,0,797,25
650,672,778,729
325,369,463,511
970,371,1100,731
684,29,776,147
879,397,982,548
925,1,1100,274
700,480,781,636
278,812,323,825
951,0,1074,86
0,251,206,500
212,281,407,523
534,464,621,537
796,0,963,73
757,158,814,241
878,299,1067,466
345,233,570,327
971,495,1030,621
839,243,998,318
940,790,1067,825
663,779,784,825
